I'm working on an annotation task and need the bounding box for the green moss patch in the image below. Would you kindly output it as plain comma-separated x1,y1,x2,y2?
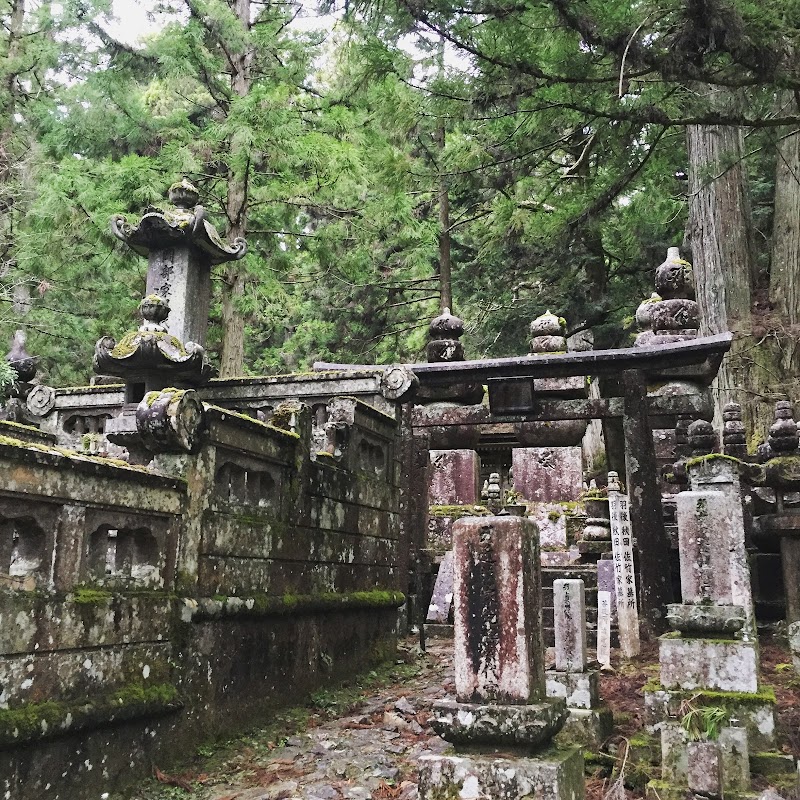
0,683,180,746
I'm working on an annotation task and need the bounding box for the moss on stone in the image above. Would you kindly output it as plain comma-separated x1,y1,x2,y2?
71,588,113,605
0,682,179,745
685,453,743,469
429,504,488,518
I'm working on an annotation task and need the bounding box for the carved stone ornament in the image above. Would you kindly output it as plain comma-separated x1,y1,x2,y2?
26,384,56,417
379,364,419,400
136,388,205,453
529,310,566,354
654,246,695,300
93,295,214,386
427,307,465,363
110,179,246,265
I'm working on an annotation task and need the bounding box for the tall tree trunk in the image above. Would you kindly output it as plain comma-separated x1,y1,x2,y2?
770,94,800,326
686,113,756,435
436,116,452,313
219,0,251,378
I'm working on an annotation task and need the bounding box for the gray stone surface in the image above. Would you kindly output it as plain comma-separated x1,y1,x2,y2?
789,621,800,675
553,579,588,672
659,637,759,693
428,449,480,505
596,590,612,668
426,550,454,624
452,516,544,704
418,748,585,800
430,697,567,746
511,446,583,503
665,602,746,635
687,741,722,797
718,726,750,791
545,670,599,710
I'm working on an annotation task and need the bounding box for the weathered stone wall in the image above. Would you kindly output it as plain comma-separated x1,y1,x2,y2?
0,398,402,799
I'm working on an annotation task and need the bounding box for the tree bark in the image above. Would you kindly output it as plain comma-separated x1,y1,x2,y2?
770,94,800,326
218,0,251,378
686,115,755,433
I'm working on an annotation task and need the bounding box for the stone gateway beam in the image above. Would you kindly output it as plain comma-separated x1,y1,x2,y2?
316,332,733,632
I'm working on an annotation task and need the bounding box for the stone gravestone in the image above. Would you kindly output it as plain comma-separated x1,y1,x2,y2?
419,516,584,800
607,471,640,657
426,549,454,624
512,447,583,504
546,579,612,749
646,455,795,797
426,449,481,631
596,591,612,668
429,449,480,506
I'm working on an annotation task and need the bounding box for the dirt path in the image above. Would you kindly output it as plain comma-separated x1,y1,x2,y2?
131,633,800,800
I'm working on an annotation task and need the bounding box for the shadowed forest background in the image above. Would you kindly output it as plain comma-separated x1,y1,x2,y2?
2,0,800,443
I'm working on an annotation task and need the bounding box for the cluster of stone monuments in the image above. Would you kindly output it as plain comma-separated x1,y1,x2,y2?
1,179,799,798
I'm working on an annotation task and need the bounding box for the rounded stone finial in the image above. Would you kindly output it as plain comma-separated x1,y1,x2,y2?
688,419,717,456
139,295,170,332
6,328,37,383
654,247,695,301
168,178,200,209
529,311,567,354
530,310,563,337
427,308,465,363
429,307,464,338
768,400,798,455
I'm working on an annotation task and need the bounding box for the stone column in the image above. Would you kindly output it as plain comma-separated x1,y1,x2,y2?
428,449,480,505
419,516,584,800
546,579,612,749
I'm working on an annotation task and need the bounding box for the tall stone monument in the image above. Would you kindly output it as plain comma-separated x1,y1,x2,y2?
418,516,584,800
97,178,247,456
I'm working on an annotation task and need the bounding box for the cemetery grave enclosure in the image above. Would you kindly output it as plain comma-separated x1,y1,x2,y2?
1,183,799,799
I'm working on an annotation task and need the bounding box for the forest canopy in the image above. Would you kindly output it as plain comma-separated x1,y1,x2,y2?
2,0,799,438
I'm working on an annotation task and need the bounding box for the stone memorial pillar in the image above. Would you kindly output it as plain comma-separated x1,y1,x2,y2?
645,453,795,796
428,449,480,506
546,579,612,749
608,471,640,658
419,516,584,800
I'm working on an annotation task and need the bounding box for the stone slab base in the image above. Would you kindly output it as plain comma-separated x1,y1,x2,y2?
418,748,584,800
659,636,759,693
431,698,567,747
644,688,776,751
546,669,599,709
646,781,758,800
554,706,613,751
425,624,454,639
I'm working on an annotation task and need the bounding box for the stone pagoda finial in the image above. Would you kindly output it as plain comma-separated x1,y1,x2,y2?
94,294,213,397
427,307,465,362
529,310,566,354
635,247,699,347
757,400,799,462
110,178,246,348
687,419,717,457
722,402,748,459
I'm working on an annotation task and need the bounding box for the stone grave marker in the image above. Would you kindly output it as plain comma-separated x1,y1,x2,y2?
608,471,640,657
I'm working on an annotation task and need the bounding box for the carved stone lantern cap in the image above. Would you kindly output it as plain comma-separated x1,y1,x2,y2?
429,307,464,339
110,177,247,265
93,293,214,386
530,310,564,337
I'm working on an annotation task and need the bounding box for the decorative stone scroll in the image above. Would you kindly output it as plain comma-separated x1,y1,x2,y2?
379,364,418,401
607,471,640,657
136,388,205,453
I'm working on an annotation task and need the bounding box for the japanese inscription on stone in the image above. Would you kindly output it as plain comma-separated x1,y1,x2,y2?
608,481,641,657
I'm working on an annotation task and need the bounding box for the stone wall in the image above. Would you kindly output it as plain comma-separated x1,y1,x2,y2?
0,398,402,799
